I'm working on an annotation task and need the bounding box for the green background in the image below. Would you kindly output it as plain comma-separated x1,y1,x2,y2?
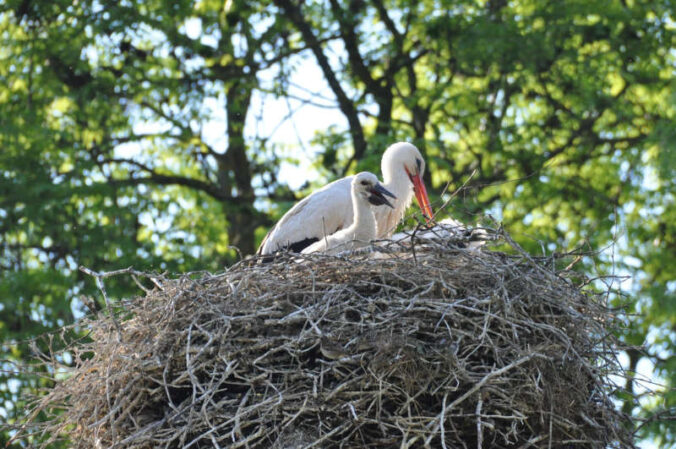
1,0,674,446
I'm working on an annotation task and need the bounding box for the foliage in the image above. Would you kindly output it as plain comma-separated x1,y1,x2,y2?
0,0,674,445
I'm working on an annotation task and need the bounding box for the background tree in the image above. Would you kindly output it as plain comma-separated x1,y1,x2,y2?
1,0,674,446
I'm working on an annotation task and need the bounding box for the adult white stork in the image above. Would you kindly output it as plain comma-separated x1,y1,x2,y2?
257,142,433,255
301,172,396,255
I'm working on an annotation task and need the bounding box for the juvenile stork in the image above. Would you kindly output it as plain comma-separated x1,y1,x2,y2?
257,142,432,255
301,172,395,255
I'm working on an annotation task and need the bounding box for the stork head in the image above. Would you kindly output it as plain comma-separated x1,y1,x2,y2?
353,172,396,209
381,142,434,222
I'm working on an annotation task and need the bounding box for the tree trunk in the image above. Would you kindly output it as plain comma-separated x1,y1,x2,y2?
222,79,256,256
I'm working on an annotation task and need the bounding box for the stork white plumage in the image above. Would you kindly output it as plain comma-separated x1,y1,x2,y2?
257,142,433,255
389,218,491,249
301,172,396,255
367,218,493,260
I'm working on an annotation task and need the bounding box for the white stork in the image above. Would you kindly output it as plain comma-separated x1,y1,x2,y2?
257,142,433,255
367,218,492,260
389,218,491,249
301,172,396,255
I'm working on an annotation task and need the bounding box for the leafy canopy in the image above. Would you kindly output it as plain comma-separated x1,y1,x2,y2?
0,0,674,446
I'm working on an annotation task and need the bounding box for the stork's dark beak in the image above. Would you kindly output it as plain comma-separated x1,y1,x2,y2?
368,183,396,209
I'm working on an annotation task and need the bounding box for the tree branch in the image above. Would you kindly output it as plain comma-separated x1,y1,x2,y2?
102,157,229,201
328,0,383,97
275,0,366,161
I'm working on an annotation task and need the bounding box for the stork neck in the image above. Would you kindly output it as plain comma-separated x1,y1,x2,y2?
382,166,414,206
374,166,415,238
381,159,399,186
351,190,376,240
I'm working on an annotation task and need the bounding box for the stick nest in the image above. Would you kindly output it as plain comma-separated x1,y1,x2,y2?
20,228,633,448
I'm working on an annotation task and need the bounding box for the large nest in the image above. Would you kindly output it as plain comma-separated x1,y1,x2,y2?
16,227,632,448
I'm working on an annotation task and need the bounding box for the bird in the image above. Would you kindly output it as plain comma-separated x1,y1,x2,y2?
301,172,396,255
389,218,491,249
366,218,493,260
257,142,432,255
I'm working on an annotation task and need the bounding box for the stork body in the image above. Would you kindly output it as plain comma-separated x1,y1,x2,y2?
367,218,492,260
301,172,395,255
257,142,433,255
390,218,489,248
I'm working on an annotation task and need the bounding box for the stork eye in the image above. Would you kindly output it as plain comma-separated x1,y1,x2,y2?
360,180,369,186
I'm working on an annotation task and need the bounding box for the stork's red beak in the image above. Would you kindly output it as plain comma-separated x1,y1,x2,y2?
406,169,433,223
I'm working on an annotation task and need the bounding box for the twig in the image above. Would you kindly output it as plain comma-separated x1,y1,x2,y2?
476,396,483,449
431,169,478,222
79,266,124,341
